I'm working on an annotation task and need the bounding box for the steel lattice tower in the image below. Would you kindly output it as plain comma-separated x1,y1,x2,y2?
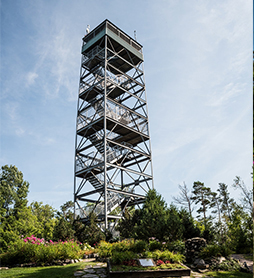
74,20,154,231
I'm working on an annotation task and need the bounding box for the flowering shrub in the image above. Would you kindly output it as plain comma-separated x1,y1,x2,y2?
0,235,92,266
156,259,165,266
122,259,138,267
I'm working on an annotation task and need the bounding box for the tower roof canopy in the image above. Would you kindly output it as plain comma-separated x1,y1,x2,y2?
82,19,143,62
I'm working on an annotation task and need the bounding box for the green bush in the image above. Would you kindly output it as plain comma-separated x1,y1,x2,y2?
142,250,184,263
113,239,134,252
166,240,185,254
159,250,184,263
132,240,148,253
97,241,113,258
111,251,136,264
148,240,162,251
199,244,232,259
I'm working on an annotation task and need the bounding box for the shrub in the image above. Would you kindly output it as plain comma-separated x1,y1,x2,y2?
113,239,134,252
142,250,184,263
111,251,136,264
132,240,148,253
166,240,185,254
199,244,232,259
149,240,162,251
159,250,184,263
97,241,113,258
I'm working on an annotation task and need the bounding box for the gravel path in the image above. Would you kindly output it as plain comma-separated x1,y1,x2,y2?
230,254,253,272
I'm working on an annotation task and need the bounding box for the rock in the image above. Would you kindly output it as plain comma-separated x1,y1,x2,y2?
194,258,205,265
198,268,209,273
185,238,207,263
84,269,96,273
196,259,207,269
81,274,98,278
218,256,226,263
74,271,85,276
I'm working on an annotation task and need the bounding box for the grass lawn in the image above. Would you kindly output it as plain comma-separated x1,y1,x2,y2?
0,261,99,278
1,265,253,278
205,271,253,278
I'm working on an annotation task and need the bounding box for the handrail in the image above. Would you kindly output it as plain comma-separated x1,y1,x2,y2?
77,99,148,135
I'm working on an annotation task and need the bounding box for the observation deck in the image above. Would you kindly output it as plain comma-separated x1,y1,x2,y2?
82,19,143,73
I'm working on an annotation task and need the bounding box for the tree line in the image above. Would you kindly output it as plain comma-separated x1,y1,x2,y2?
0,164,252,254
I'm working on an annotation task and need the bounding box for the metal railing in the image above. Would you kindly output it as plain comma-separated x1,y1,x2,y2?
79,64,131,96
76,143,129,173
106,21,142,53
82,46,104,64
77,99,148,135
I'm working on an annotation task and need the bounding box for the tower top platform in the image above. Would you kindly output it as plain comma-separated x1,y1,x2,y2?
82,19,143,61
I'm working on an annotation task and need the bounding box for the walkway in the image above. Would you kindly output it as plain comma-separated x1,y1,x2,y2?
74,262,107,278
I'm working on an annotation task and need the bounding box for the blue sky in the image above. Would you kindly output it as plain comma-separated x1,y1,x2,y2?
1,0,252,211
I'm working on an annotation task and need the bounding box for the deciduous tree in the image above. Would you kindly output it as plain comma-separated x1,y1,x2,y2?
232,176,252,215
173,182,194,216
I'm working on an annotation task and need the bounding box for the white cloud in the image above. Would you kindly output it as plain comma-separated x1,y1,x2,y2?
207,82,245,107
26,72,38,86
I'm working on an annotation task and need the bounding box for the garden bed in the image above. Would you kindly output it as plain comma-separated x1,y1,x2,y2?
107,259,191,278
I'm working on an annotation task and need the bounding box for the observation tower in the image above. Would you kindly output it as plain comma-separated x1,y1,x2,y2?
74,19,154,231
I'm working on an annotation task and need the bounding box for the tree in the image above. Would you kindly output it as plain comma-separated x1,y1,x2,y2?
232,176,253,215
210,192,221,223
60,200,74,221
134,189,169,241
30,201,56,240
117,206,138,239
0,165,31,252
75,212,105,246
53,217,75,241
178,208,200,239
173,182,194,216
226,204,253,253
0,165,29,218
191,181,216,225
53,201,75,241
166,204,183,241
217,183,235,221
118,189,201,242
